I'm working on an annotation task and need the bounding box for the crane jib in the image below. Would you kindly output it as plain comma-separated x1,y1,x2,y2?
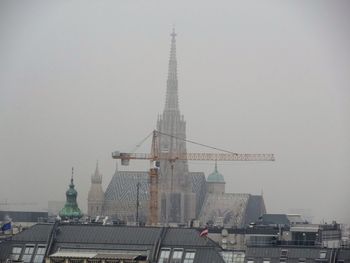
112,152,275,162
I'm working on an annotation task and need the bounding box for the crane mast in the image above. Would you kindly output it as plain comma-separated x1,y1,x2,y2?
112,130,274,225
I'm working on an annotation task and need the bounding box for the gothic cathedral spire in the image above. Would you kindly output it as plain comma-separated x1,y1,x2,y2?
157,29,195,224
165,28,179,111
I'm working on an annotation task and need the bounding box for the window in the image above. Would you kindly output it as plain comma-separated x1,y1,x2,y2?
183,251,196,263
22,245,35,263
222,252,244,263
247,260,254,263
221,252,233,263
33,245,46,263
263,260,270,263
171,249,183,263
280,250,288,258
158,249,171,263
320,251,327,259
233,253,245,263
11,246,22,260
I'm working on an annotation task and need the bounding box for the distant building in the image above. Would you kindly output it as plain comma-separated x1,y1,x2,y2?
87,30,266,226
245,245,350,263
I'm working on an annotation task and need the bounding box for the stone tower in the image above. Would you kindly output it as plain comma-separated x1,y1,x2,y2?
157,29,196,223
207,162,226,194
87,162,104,217
59,169,83,220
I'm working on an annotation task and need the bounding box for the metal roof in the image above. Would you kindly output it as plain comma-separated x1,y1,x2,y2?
2,223,226,262
207,163,225,183
11,223,53,242
162,228,219,248
55,224,162,245
193,248,225,263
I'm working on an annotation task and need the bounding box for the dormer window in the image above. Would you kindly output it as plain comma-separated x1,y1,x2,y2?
10,246,22,260
33,245,46,263
320,251,327,259
183,251,196,263
170,249,183,263
158,248,171,263
22,245,35,263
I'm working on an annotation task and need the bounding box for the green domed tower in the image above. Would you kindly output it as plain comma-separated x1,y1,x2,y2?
207,162,226,194
59,169,83,220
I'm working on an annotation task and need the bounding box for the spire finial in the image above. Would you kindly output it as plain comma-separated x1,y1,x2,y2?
214,161,218,172
71,167,74,184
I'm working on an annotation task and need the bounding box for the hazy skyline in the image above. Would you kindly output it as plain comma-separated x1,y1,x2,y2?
0,1,349,223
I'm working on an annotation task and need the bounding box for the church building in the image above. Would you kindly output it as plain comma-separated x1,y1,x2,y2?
87,30,266,226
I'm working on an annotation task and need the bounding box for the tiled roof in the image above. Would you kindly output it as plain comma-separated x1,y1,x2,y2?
189,172,206,216
244,195,266,225
104,170,207,216
198,193,250,227
104,171,149,202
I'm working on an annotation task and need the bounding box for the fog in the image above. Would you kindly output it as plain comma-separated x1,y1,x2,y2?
0,1,349,223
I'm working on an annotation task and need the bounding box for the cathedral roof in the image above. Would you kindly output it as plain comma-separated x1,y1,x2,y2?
104,171,149,202
207,163,225,183
198,193,266,227
104,170,206,207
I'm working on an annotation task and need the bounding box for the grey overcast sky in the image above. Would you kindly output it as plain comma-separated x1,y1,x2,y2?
0,1,349,223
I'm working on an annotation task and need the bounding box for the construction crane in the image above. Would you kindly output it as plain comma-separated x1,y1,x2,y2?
112,130,275,225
